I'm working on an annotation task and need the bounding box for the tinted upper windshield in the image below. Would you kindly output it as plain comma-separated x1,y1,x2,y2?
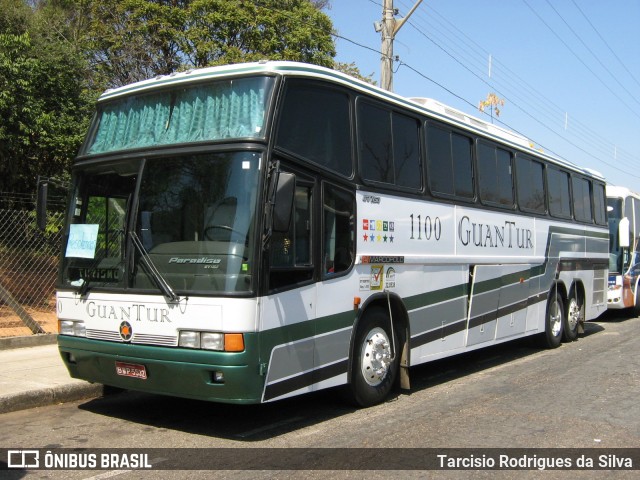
84,76,274,155
61,152,262,295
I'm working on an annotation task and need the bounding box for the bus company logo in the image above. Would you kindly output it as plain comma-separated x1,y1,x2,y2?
119,321,133,342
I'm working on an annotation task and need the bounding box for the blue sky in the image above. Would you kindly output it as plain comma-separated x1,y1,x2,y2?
328,0,640,188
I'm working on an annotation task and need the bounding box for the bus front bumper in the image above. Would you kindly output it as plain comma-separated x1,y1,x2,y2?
58,335,264,404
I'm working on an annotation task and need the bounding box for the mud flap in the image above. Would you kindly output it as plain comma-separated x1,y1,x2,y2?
400,336,410,390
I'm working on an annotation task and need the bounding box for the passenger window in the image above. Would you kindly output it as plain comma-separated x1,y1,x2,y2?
427,126,452,195
516,156,545,213
478,142,514,207
276,82,352,177
358,101,421,189
269,179,314,291
452,133,474,198
358,102,393,184
392,113,422,189
572,177,592,222
323,184,354,277
427,125,473,198
547,167,572,218
593,183,606,225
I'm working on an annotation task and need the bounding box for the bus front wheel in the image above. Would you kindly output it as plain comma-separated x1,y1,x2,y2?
348,308,399,407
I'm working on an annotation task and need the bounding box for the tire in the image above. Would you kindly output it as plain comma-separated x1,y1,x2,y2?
542,290,564,348
347,307,399,407
633,286,640,317
563,294,582,342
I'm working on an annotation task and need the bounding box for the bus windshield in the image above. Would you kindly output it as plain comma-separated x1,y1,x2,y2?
607,197,623,273
62,151,262,295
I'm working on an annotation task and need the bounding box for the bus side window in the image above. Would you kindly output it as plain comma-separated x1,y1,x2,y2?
323,183,354,276
477,141,514,208
269,182,314,291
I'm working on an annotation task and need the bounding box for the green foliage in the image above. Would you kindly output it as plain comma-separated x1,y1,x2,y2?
88,0,187,87
181,0,335,69
0,0,92,196
334,61,377,85
88,0,335,85
0,0,373,200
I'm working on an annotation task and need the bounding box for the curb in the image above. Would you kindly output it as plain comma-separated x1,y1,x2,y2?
0,383,105,415
0,334,58,350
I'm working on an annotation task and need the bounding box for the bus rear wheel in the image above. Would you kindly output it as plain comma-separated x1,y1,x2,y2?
563,295,582,342
542,291,564,348
348,308,399,407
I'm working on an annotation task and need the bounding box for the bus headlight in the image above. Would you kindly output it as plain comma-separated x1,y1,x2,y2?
74,321,86,337
178,331,244,352
201,332,224,351
59,320,86,337
178,331,200,349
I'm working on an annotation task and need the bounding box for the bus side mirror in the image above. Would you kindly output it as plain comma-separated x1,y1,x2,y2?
619,217,630,248
272,172,295,233
36,181,48,231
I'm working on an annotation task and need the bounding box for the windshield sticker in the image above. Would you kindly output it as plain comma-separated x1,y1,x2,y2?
66,224,99,258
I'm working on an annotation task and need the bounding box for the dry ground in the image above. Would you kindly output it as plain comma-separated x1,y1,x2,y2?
0,300,58,337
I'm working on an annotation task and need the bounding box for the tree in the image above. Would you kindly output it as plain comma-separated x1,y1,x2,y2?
478,92,505,124
0,0,368,199
87,0,187,87
334,61,376,85
0,0,92,196
82,0,335,87
181,0,335,70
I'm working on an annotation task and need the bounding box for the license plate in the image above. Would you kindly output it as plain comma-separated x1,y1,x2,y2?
115,361,147,380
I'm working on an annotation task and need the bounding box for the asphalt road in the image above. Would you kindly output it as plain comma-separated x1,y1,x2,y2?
1,310,638,479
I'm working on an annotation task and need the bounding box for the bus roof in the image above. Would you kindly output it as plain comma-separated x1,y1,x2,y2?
98,60,604,182
606,185,640,199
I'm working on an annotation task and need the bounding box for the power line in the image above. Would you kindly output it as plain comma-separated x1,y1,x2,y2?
543,0,640,109
394,0,640,169
333,33,388,59
570,0,640,90
521,0,640,122
332,16,640,179
398,24,637,178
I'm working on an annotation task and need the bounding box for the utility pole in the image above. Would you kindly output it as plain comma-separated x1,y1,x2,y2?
376,0,423,92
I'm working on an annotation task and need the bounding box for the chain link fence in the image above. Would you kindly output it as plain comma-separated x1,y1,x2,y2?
0,193,64,336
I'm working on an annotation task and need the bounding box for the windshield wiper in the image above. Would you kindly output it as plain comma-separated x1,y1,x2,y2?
129,231,180,303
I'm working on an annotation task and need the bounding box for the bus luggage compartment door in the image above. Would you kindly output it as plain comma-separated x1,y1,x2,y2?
466,265,531,346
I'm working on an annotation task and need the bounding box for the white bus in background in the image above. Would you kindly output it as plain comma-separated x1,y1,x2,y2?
43,61,609,407
606,185,640,312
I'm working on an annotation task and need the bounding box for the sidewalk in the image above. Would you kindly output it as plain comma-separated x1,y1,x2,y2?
0,335,104,414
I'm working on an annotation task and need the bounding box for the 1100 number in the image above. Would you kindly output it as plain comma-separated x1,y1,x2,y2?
409,214,441,241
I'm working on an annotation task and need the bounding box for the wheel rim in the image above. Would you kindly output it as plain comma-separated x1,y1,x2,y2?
567,298,581,331
549,299,562,337
360,327,392,386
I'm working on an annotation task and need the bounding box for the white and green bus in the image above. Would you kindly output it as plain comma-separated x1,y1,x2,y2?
606,185,640,312
51,61,608,407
